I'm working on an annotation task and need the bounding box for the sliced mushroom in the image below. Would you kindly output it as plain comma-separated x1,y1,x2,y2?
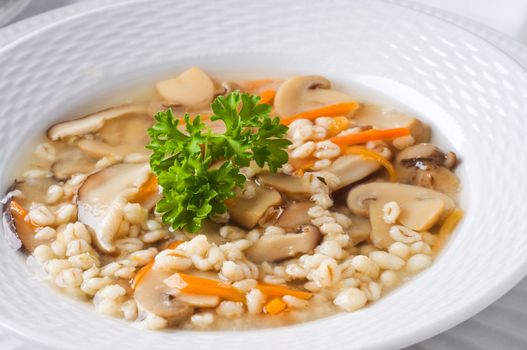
134,268,193,325
258,172,312,196
2,197,25,251
347,214,371,245
47,103,150,141
76,114,153,158
77,163,158,253
246,224,321,263
156,67,214,108
275,202,314,230
50,144,97,180
398,198,445,231
174,292,220,308
228,180,282,229
2,178,59,252
347,182,455,249
353,104,430,143
216,81,242,97
330,206,371,245
395,143,460,200
326,155,381,191
274,76,354,117
180,220,228,245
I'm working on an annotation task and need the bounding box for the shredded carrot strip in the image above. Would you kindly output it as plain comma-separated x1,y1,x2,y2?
131,260,154,290
10,200,39,230
257,284,312,300
433,209,464,253
328,116,350,136
344,146,397,182
259,89,276,105
242,79,276,91
133,175,158,203
167,240,183,249
264,298,287,315
170,273,245,302
330,127,410,146
10,200,28,219
280,102,359,125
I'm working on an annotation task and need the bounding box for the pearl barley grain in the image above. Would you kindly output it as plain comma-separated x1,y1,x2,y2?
406,254,433,274
369,251,405,270
334,288,367,312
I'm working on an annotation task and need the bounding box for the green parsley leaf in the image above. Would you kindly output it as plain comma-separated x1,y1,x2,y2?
147,91,291,233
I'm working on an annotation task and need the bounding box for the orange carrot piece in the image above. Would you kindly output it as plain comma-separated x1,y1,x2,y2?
10,200,28,219
131,260,154,290
328,116,350,136
433,209,464,253
167,240,183,249
280,102,359,125
330,127,410,146
242,79,276,91
264,298,287,315
259,89,276,105
133,175,158,203
170,273,245,302
257,284,312,300
345,146,397,182
10,200,39,230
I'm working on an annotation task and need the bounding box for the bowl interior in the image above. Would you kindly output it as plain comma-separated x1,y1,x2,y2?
0,1,527,349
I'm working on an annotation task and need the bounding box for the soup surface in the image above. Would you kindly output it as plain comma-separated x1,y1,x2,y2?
2,67,462,330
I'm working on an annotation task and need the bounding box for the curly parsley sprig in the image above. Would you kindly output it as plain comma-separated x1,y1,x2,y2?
147,91,291,233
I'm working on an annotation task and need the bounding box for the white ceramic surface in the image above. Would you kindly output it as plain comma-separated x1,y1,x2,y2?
0,0,30,27
1,1,527,349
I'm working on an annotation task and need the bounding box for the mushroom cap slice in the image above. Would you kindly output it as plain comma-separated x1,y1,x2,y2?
77,163,156,253
275,202,314,230
395,143,460,200
228,180,283,229
2,178,59,252
347,182,455,217
347,214,371,245
134,267,193,324
326,155,381,191
2,196,39,251
368,201,392,248
47,103,150,141
274,75,355,117
246,224,321,263
76,114,153,158
51,144,97,180
397,166,459,201
346,182,455,249
173,292,220,308
353,104,430,143
398,198,445,231
156,67,214,108
396,143,449,165
258,172,312,196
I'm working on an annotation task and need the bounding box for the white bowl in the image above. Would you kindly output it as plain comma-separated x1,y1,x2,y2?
1,1,527,349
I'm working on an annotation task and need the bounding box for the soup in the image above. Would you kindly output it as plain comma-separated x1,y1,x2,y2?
2,67,462,330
